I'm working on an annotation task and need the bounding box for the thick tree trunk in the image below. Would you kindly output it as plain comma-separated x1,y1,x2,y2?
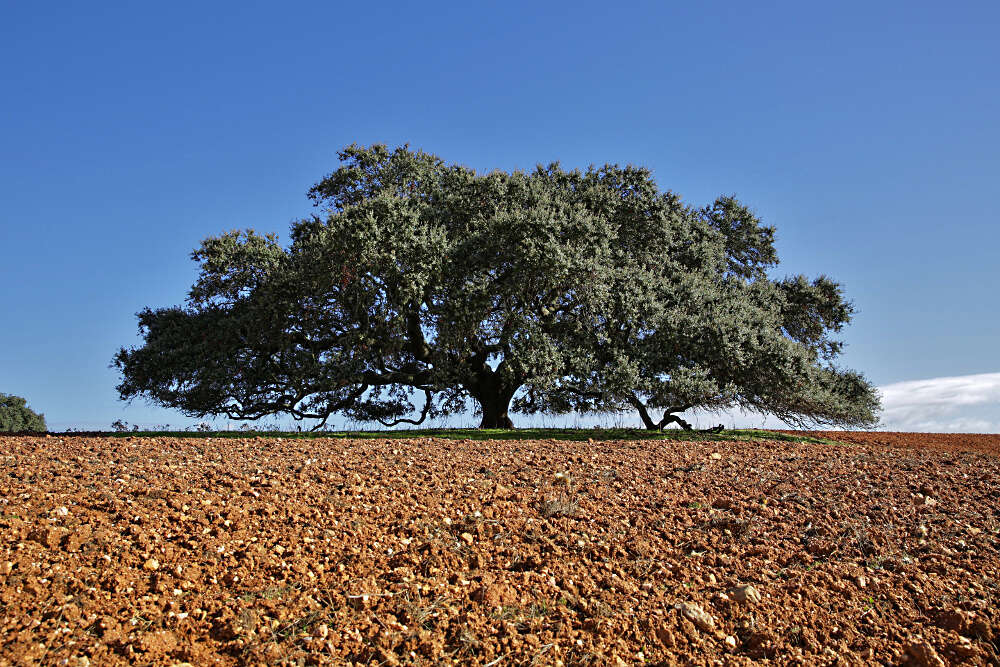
470,372,517,429
478,393,515,429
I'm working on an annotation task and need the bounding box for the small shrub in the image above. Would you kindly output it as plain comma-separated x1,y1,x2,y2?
0,394,46,432
539,471,580,518
540,497,579,517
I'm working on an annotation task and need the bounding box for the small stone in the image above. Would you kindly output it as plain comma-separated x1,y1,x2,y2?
904,641,946,667
729,584,762,604
655,624,675,647
675,602,715,632
143,558,160,571
709,452,722,460
460,532,474,545
949,636,977,659
273,544,285,555
725,635,737,649
855,575,867,588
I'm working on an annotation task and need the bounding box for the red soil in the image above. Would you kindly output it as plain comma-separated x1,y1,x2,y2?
1,433,998,665
785,431,1000,458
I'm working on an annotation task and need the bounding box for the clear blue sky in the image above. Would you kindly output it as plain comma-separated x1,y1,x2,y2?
2,1,998,431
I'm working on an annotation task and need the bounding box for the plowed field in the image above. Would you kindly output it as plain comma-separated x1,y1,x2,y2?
1,433,998,666
784,431,1000,458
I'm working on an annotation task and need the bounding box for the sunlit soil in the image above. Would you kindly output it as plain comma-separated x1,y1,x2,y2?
1,433,998,665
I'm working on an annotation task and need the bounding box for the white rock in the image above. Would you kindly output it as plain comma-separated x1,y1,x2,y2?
729,584,762,604
675,602,715,632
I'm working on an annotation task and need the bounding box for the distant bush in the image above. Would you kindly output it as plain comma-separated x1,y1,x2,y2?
0,394,47,432
111,419,139,432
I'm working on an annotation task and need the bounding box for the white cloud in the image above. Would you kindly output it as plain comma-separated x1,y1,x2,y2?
878,372,1000,433
662,372,1000,433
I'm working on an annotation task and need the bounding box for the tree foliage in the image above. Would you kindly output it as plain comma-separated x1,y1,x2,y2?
0,393,47,432
115,144,880,430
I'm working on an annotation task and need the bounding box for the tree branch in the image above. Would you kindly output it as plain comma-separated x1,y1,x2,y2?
375,389,433,427
657,412,693,431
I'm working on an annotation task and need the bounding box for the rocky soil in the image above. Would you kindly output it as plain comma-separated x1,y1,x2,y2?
1,432,998,666
785,431,1000,459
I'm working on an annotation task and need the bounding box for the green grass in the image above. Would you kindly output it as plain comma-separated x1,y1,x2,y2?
97,426,844,446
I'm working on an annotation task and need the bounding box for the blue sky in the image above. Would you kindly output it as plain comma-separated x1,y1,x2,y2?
2,1,998,431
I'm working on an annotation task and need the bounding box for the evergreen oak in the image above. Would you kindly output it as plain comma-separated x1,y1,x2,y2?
115,145,880,430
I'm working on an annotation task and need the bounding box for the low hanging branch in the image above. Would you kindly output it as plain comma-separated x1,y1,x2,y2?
659,411,694,431
627,394,694,431
376,389,433,427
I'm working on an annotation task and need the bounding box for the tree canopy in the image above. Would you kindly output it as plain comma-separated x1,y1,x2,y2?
0,393,47,432
114,144,880,430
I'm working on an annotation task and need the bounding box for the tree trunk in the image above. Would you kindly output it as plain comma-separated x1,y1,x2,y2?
466,361,518,429
478,392,515,429
632,400,658,430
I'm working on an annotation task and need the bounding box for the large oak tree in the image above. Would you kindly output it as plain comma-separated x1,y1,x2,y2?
114,145,879,430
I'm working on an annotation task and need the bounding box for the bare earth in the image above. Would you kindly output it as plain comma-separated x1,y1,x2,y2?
1,433,998,666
